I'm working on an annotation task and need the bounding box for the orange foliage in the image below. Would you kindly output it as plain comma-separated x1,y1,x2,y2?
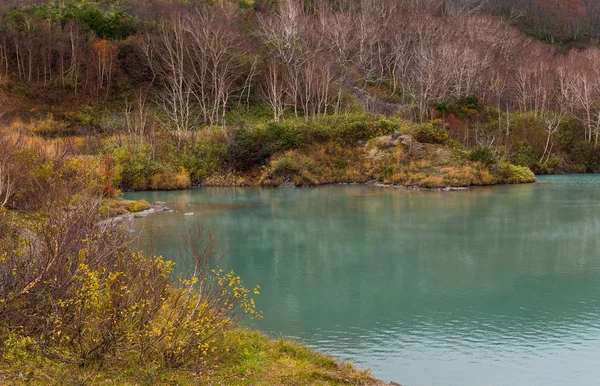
533,0,588,35
92,39,118,62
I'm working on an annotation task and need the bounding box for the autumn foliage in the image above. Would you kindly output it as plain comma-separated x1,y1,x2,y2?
1,0,600,183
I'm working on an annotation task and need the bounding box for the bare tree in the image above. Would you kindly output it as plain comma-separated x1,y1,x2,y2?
185,3,252,126
261,59,286,121
144,15,196,147
539,66,569,165
0,136,15,208
258,0,308,116
565,49,600,144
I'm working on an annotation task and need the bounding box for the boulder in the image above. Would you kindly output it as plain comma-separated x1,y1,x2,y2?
373,136,397,149
279,180,296,188
399,135,412,147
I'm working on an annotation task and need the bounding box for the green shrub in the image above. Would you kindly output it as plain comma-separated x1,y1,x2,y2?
271,156,301,178
379,165,394,180
331,116,399,145
111,146,161,190
497,163,536,184
413,123,449,144
183,129,229,184
512,144,538,168
225,101,274,126
469,146,496,167
573,141,600,172
543,154,563,173
32,1,137,40
230,122,301,168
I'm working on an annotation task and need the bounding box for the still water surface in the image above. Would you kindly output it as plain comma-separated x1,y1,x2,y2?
126,175,600,385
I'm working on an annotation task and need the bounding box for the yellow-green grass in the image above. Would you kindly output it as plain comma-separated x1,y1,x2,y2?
0,329,383,386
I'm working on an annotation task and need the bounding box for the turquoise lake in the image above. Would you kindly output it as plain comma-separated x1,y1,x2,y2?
126,175,600,385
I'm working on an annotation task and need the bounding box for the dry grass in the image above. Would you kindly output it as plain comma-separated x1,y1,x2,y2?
150,172,191,190
441,166,496,186
251,133,532,189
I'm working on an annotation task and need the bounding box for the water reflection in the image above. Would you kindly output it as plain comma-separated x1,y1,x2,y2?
127,175,600,385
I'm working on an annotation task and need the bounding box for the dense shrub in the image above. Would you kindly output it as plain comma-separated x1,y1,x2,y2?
24,1,137,40
111,145,160,190
542,154,564,173
511,143,538,168
0,133,105,211
572,141,600,172
271,156,301,178
435,96,480,118
330,116,399,145
184,129,229,184
496,162,536,184
413,123,450,144
150,171,191,190
229,122,302,168
469,146,496,167
0,200,260,369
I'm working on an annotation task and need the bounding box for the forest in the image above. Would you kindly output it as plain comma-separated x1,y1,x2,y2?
0,0,598,197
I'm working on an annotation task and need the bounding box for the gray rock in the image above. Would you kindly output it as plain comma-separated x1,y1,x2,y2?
399,135,412,147
391,130,403,140
374,136,396,149
279,180,296,188
184,212,194,216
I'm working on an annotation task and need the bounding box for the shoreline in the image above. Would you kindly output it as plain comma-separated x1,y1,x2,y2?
123,177,538,194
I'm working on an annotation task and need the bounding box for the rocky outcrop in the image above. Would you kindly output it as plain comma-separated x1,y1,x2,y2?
366,132,420,161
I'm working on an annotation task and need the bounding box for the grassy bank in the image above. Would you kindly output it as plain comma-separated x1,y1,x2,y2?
0,111,535,197
201,118,535,188
0,329,382,386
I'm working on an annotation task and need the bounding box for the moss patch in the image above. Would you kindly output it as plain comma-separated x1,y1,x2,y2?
99,199,150,216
